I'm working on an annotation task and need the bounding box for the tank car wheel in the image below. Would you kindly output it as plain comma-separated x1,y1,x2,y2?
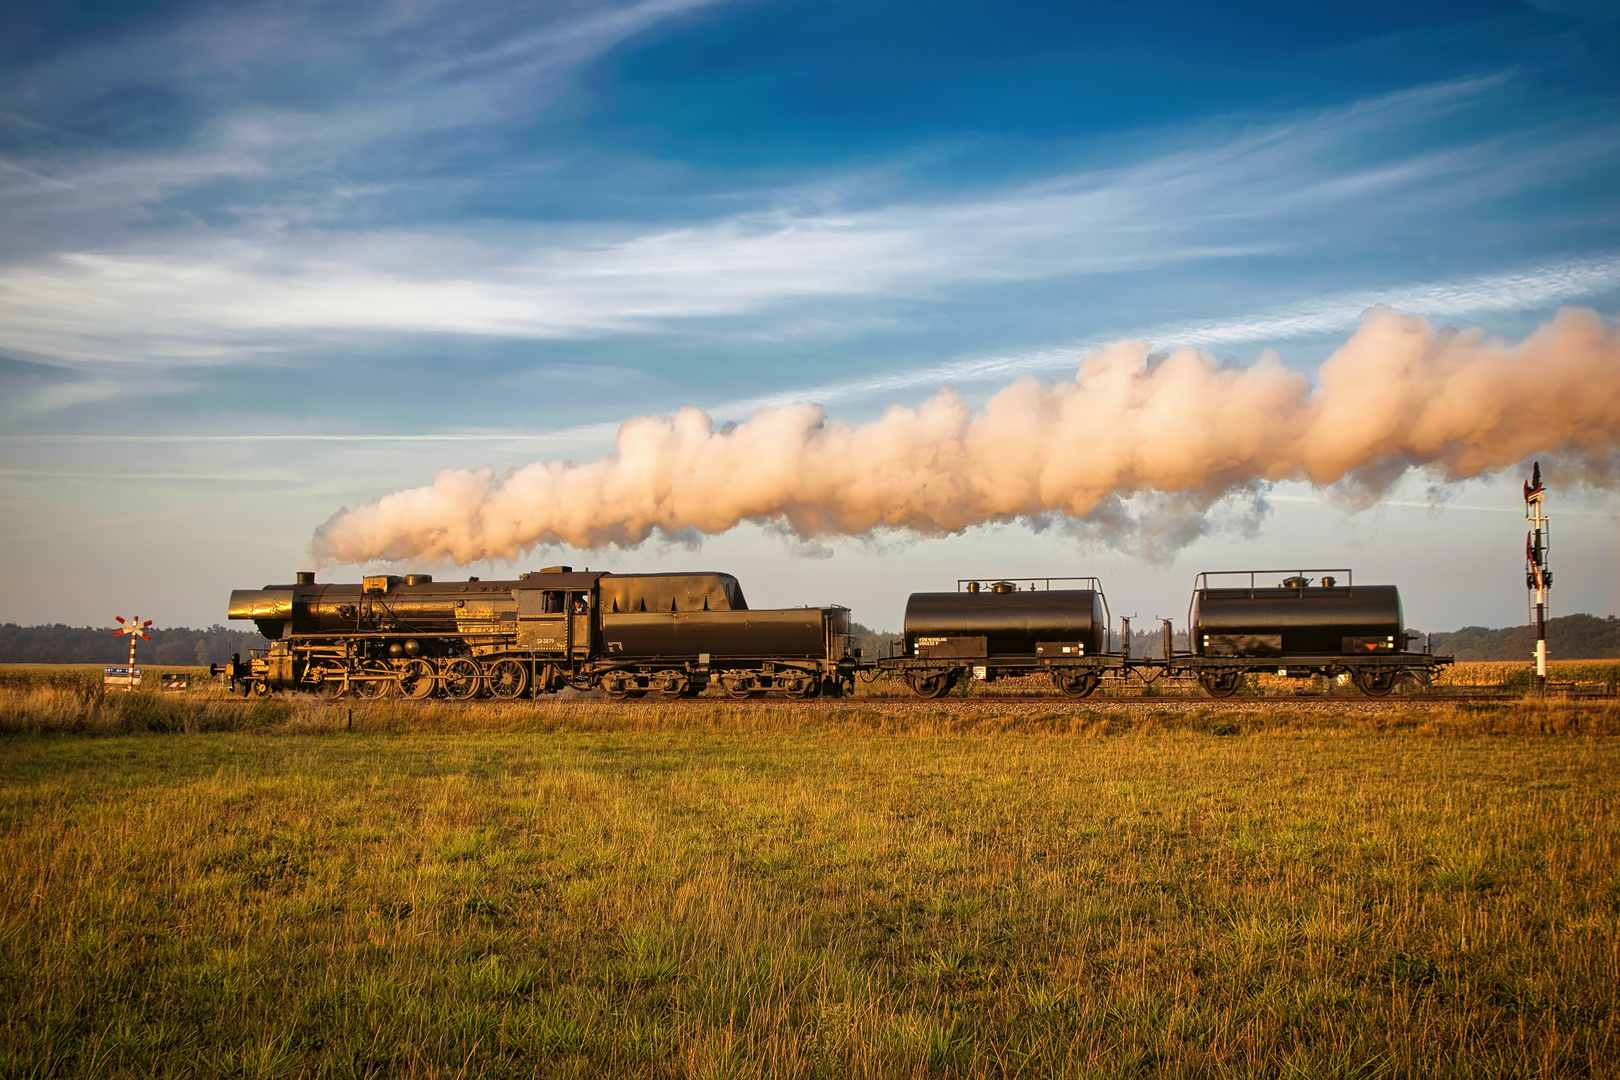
654,671,690,698
1199,671,1242,699
398,658,436,701
1352,670,1397,697
907,671,954,699
441,658,482,701
1053,670,1099,698
723,676,755,700
783,674,820,700
488,659,529,700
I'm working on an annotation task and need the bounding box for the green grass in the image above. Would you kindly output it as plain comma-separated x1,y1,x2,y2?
1,697,1618,1077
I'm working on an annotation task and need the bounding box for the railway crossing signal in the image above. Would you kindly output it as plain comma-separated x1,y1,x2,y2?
113,616,152,691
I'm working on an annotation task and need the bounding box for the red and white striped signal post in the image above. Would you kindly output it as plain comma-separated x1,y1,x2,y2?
1524,463,1552,695
113,616,152,691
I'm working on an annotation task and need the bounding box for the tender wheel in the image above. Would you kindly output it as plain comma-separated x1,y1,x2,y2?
602,673,633,701
1353,670,1397,697
398,658,436,700
1199,671,1242,698
907,671,955,699
441,658,481,701
1052,670,1099,698
487,659,529,700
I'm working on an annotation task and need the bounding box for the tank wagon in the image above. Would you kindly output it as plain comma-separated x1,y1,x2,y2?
1162,569,1451,696
877,577,1124,698
222,567,858,700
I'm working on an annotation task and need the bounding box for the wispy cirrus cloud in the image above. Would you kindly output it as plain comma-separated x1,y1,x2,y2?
709,255,1620,415
3,75,1614,366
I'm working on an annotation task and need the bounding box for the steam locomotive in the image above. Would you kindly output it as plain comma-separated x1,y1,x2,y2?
223,567,858,700
221,565,1449,699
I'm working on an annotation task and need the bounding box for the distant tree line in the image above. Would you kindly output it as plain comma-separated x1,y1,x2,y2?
0,624,271,666
851,623,902,661
1428,613,1620,661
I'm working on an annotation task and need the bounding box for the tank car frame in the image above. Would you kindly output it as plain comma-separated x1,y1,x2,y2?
876,576,1125,698
1160,569,1453,697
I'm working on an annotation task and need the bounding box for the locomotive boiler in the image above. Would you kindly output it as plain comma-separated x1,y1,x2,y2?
223,567,858,700
877,577,1123,698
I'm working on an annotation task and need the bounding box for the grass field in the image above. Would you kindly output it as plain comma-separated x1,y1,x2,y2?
2,687,1618,1077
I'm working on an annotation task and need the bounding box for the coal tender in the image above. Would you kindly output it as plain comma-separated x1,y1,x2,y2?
879,577,1124,698
1164,570,1451,697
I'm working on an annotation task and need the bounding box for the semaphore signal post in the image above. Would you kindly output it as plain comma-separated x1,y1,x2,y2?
1524,462,1552,695
111,615,152,691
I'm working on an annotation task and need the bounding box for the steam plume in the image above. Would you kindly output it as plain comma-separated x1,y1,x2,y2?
313,307,1620,564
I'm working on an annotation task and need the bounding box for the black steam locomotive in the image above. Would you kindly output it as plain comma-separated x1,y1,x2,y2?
221,565,1449,699
223,567,858,700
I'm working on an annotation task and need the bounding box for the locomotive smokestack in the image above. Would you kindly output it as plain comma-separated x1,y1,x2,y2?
312,307,1620,565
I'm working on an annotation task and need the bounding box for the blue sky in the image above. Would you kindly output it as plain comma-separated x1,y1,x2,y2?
2,0,1617,633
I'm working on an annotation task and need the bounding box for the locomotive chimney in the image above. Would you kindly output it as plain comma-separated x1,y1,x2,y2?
296,571,315,585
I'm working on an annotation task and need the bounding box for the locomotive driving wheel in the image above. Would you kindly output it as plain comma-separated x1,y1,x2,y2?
487,659,529,699
1052,670,1099,698
1352,669,1397,697
440,658,481,700
1198,670,1242,698
907,670,955,699
398,658,436,700
309,660,347,698
353,660,393,699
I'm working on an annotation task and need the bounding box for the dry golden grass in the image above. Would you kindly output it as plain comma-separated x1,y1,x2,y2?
1,687,1618,1077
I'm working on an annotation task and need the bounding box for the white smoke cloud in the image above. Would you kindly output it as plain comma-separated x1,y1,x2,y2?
312,307,1620,565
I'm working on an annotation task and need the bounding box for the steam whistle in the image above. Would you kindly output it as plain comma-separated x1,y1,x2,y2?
1523,461,1551,693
